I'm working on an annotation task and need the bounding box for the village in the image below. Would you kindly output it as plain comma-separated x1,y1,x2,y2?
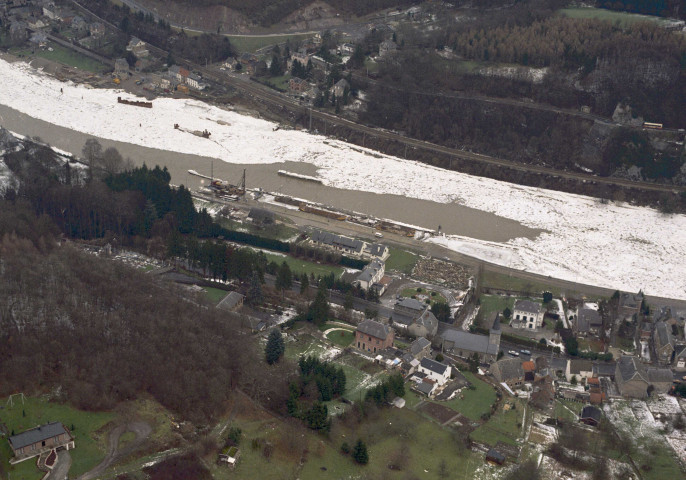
1,1,686,479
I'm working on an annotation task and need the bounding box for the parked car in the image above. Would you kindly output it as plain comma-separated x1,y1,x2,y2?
520,349,531,355
508,350,519,356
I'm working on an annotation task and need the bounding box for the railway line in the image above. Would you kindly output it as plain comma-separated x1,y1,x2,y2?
65,0,686,196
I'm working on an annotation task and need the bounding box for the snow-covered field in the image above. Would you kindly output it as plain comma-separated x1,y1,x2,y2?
1,58,685,299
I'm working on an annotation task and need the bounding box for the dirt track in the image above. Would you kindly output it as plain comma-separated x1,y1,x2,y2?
77,422,152,480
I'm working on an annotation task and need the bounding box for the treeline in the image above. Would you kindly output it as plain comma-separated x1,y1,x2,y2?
597,0,686,19
286,356,347,431
166,0,418,27
77,0,234,64
0,221,254,422
447,17,686,70
364,373,405,406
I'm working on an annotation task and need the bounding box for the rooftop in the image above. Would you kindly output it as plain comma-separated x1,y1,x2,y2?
514,299,541,315
440,329,498,356
357,319,391,339
9,422,68,450
420,357,449,375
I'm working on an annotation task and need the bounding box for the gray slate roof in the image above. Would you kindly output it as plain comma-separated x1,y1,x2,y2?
310,229,363,253
420,357,448,376
580,405,602,423
647,367,674,383
514,300,541,315
9,422,67,449
217,291,244,311
440,329,498,355
357,319,391,339
491,358,523,383
396,298,425,312
577,308,601,332
415,381,434,395
655,321,674,348
410,337,431,356
592,362,616,377
367,243,387,257
617,356,649,384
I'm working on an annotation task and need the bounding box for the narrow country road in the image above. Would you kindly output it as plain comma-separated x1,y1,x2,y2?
45,450,72,480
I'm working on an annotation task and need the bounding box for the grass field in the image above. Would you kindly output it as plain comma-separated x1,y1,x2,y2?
203,286,229,305
559,7,669,26
216,217,299,241
482,270,587,298
478,294,515,318
470,401,525,447
0,396,115,479
261,252,344,278
9,43,108,73
442,372,497,421
325,329,354,348
384,247,418,274
264,74,291,91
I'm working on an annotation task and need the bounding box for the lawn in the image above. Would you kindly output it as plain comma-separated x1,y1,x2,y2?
9,44,108,73
478,294,515,320
470,401,525,447
317,322,354,332
384,246,417,274
325,329,354,348
0,396,115,479
226,34,312,53
261,252,344,278
203,286,229,305
442,372,497,421
578,337,604,353
400,288,446,306
264,74,291,91
482,270,582,298
217,216,299,241
559,7,669,26
553,399,581,422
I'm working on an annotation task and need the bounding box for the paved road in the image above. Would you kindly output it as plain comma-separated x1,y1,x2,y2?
45,450,72,480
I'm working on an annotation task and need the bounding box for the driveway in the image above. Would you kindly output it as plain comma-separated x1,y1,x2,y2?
45,450,71,480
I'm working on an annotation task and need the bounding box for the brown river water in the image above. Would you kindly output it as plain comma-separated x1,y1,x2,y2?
0,103,541,242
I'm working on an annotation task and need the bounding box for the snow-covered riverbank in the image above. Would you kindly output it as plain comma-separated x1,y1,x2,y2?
0,58,684,299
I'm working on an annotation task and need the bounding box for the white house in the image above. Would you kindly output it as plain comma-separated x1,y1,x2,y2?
418,358,451,386
511,299,544,330
355,259,385,291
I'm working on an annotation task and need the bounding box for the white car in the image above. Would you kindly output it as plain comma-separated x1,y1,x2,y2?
508,350,519,356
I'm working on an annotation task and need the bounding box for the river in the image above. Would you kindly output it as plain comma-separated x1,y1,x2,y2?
0,103,540,243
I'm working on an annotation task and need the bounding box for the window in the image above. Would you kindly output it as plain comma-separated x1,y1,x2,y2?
357,341,360,348
516,314,520,320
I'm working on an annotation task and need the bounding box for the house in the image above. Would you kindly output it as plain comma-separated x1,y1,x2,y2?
169,65,189,83
438,315,501,363
309,55,329,71
618,291,643,320
8,422,74,462
355,259,385,291
575,307,602,336
511,300,544,330
217,291,244,312
485,449,506,465
579,405,602,427
356,319,394,353
70,15,86,35
522,360,536,381
370,275,391,297
246,317,266,332
565,359,593,383
114,58,129,75
674,345,686,371
310,229,363,256
340,43,355,55
392,298,438,338
27,17,46,30
409,336,431,360
186,72,202,90
413,378,436,396
490,358,524,389
127,36,149,58
239,52,257,65
592,362,615,380
379,39,397,57
288,51,310,70
615,355,672,399
332,78,349,98
89,22,105,38
363,243,389,260
29,31,47,47
418,357,451,386
289,77,310,93
654,321,675,366
223,57,237,69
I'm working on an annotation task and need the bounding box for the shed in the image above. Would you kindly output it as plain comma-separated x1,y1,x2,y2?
485,449,506,465
579,405,602,427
